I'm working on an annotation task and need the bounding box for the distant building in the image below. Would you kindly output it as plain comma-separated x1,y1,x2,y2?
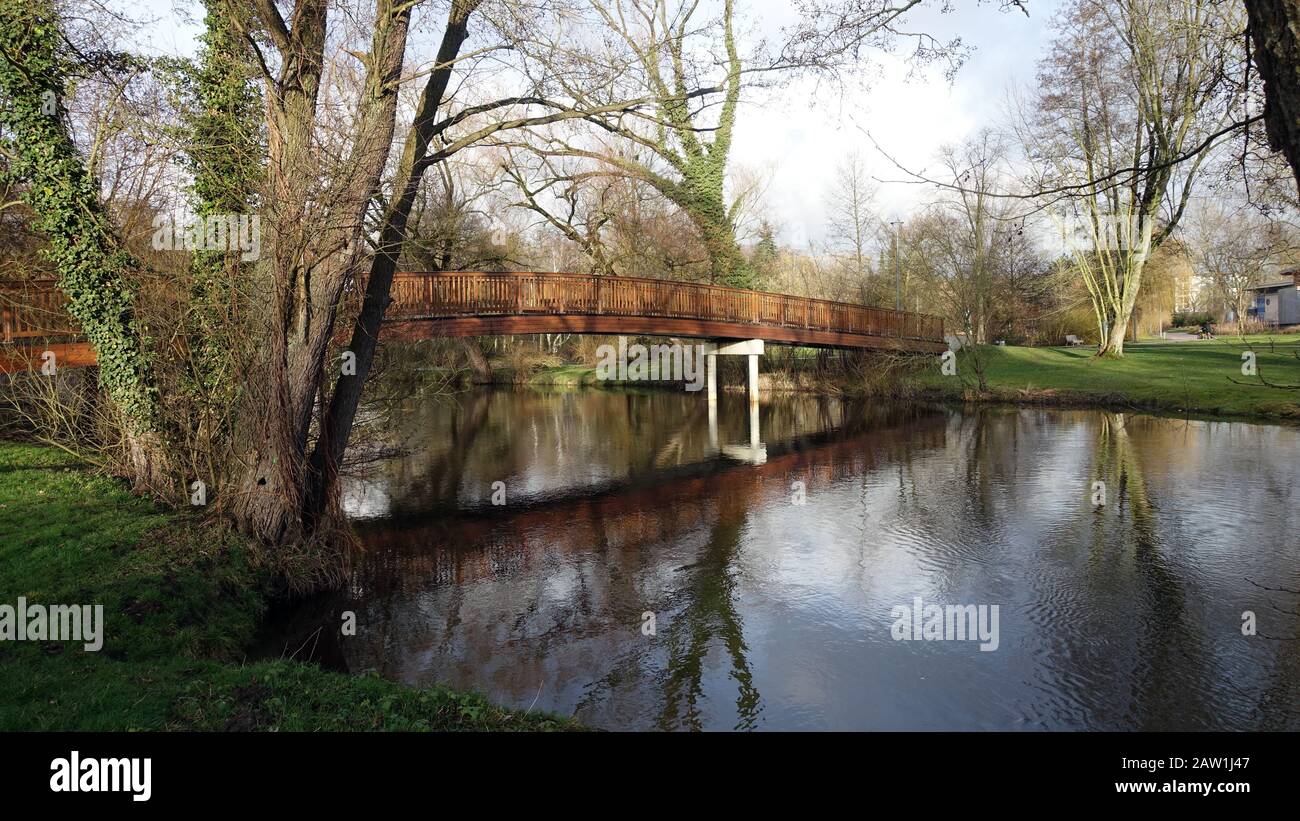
1173,269,1203,313
1245,271,1300,326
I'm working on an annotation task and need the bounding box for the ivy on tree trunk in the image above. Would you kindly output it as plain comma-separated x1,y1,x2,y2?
0,3,166,485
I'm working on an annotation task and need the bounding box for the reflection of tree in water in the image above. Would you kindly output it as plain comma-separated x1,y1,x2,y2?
1250,602,1300,729
649,404,941,730
656,497,761,731
1091,412,1208,727
413,390,492,503
577,403,944,730
345,394,951,728
559,470,764,730
653,399,710,467
956,410,1001,535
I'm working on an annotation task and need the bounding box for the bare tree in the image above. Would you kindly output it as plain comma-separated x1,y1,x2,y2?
499,149,620,274
1189,202,1299,326
498,0,969,287
825,150,877,297
1025,0,1247,357
926,133,1018,349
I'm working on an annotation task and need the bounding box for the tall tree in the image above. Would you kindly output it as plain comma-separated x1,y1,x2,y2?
218,0,418,556
0,2,167,486
924,132,1015,351
825,150,877,300
504,0,960,288
1190,202,1298,325
1028,0,1246,356
171,0,265,460
512,0,752,285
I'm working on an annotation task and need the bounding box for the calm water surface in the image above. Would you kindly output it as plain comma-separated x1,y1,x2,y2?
278,388,1300,730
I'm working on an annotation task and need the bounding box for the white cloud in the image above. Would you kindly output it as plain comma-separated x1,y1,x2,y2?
732,0,1061,246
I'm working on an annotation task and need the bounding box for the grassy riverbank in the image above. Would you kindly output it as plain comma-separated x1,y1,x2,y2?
906,339,1300,421
514,337,1300,421
0,443,573,731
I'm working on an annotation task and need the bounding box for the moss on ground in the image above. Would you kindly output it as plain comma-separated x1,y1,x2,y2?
0,443,575,731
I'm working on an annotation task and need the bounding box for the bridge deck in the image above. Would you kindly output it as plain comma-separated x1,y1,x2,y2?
382,272,945,352
2,273,945,372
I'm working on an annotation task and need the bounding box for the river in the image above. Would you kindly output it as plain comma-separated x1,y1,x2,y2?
268,387,1300,730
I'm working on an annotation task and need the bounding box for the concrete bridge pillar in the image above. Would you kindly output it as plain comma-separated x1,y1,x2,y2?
702,339,764,404
747,353,760,406
706,350,718,406
700,339,766,464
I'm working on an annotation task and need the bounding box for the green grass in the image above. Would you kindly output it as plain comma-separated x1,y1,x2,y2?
0,443,575,731
523,364,688,392
907,339,1300,420
525,364,602,386
513,340,1300,420
1146,331,1300,346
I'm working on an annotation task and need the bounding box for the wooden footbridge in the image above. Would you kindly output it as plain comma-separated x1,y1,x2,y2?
1,272,946,374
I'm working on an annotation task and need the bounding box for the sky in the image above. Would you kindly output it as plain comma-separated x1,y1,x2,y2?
733,0,1061,247
127,0,1064,247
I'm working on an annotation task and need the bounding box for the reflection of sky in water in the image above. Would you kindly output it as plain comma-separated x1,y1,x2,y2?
308,390,1300,731
341,390,827,517
341,477,392,520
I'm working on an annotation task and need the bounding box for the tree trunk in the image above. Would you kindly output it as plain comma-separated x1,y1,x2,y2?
1098,316,1129,357
460,338,490,381
1096,220,1155,359
1098,280,1142,358
124,428,173,494
224,0,414,553
688,207,748,288
1245,0,1300,194
303,4,477,527
0,4,169,491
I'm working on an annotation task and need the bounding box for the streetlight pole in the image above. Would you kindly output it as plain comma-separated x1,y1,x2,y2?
889,220,903,311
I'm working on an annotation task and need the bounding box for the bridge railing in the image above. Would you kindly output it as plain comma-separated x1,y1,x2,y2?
5,273,945,346
388,271,944,342
0,280,79,343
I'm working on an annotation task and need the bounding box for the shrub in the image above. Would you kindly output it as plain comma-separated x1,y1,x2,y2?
1172,311,1214,328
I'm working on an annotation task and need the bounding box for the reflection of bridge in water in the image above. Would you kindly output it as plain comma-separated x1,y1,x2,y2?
310,401,952,730
2,273,946,384
355,402,949,554
262,402,1300,731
